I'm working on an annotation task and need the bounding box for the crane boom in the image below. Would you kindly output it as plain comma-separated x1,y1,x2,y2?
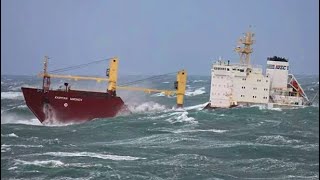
38,73,109,82
39,56,187,107
117,86,176,96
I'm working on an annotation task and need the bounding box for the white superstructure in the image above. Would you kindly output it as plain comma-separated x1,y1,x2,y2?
207,30,310,108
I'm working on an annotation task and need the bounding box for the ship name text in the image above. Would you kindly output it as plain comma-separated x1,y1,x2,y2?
54,96,82,101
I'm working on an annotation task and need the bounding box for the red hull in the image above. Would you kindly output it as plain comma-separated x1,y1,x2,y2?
21,87,126,123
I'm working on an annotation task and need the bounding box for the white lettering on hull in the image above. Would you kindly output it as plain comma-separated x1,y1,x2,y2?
54,96,82,101
55,96,68,100
70,98,82,101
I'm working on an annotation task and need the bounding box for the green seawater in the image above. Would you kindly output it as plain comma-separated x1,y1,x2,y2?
1,75,319,179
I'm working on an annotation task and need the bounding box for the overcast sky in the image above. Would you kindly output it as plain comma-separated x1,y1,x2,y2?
1,0,319,76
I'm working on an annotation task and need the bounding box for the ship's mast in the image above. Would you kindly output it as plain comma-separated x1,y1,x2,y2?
42,56,51,92
235,29,255,66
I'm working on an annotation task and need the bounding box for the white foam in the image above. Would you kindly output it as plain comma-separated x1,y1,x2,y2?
42,152,145,161
184,102,208,110
173,129,227,133
1,116,42,126
1,144,11,152
1,92,23,100
162,81,170,83
2,144,43,148
251,104,282,111
15,159,64,167
8,166,18,170
128,102,167,113
185,87,206,96
17,104,27,109
8,86,22,91
167,111,198,124
1,81,4,85
151,92,166,97
256,135,300,145
192,80,206,83
42,119,83,127
1,133,19,138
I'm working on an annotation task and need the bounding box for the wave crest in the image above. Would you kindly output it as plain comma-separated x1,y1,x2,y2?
1,92,23,100
128,102,167,113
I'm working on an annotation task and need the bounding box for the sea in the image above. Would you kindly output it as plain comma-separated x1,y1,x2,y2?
1,74,319,180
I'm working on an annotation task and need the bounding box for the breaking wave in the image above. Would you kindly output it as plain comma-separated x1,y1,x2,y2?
250,104,283,111
1,115,42,126
166,111,197,124
128,101,167,113
151,92,166,97
2,144,44,148
256,135,301,145
192,80,206,83
14,159,64,167
1,92,23,100
185,87,206,96
184,102,208,110
41,152,145,161
173,129,227,133
1,133,19,138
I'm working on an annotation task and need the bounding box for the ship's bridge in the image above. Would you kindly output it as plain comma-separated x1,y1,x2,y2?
212,60,262,77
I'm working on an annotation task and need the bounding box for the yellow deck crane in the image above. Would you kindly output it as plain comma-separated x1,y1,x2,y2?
38,57,187,107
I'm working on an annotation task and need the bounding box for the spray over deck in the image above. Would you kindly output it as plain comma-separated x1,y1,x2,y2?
21,57,187,123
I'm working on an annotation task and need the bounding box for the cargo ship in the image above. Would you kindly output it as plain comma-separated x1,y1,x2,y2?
205,30,314,109
21,57,187,123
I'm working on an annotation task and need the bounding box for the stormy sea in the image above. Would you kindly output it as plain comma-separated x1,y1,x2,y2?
1,74,319,179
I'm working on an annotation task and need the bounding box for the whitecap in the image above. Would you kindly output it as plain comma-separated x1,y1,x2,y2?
251,104,282,111
184,102,208,110
8,166,18,170
256,135,300,145
151,92,166,97
17,104,27,109
2,144,43,148
162,81,170,83
1,92,23,100
1,117,42,126
1,133,19,138
192,80,206,83
128,102,167,113
173,129,227,133
166,111,198,124
8,86,22,91
1,144,11,152
185,87,205,96
14,159,64,167
42,152,145,161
